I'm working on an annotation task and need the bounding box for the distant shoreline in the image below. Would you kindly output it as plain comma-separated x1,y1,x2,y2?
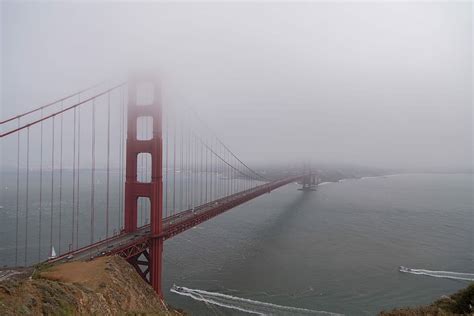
318,171,472,186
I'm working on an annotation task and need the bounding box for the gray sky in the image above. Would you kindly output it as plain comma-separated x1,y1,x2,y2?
1,1,472,170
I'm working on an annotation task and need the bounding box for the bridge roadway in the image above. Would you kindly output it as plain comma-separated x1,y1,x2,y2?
50,175,304,265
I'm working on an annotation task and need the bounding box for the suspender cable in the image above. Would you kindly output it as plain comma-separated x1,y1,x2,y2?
58,102,64,254
183,118,187,210
234,156,237,193
193,131,196,207
24,127,30,266
116,92,121,234
218,142,221,198
76,104,81,249
15,118,20,266
15,119,20,266
176,103,268,182
195,133,198,207
50,116,55,257
71,107,76,250
225,144,267,182
90,99,96,244
222,148,225,195
187,124,191,208
200,134,203,205
194,130,197,206
204,138,209,203
192,130,195,207
231,155,234,194
209,138,212,201
180,113,188,210
226,150,229,195
195,136,254,189
227,150,230,196
187,123,190,208
119,87,125,230
187,124,190,208
185,122,189,208
180,120,183,210
214,138,217,198
221,143,224,198
183,119,187,209
106,93,111,239
210,139,213,201
165,108,169,218
38,111,44,260
218,140,220,196
219,143,222,198
172,116,176,215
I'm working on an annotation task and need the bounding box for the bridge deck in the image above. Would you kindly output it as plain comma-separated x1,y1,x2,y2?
50,176,302,265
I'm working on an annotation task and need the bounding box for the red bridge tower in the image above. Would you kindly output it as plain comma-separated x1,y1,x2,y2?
124,78,163,296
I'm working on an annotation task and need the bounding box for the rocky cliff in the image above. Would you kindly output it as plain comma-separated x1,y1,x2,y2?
0,256,183,315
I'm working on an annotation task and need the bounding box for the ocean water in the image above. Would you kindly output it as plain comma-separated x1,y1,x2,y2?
0,170,254,267
162,173,473,315
0,172,472,315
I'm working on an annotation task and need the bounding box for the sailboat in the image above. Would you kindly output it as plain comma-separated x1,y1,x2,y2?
48,246,57,260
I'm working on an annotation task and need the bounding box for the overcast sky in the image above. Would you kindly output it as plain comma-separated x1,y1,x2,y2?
1,1,472,170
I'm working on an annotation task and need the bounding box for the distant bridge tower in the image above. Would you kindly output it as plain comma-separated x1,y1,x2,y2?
124,77,163,296
299,163,319,191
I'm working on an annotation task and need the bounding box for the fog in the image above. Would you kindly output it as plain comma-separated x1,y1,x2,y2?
1,1,472,170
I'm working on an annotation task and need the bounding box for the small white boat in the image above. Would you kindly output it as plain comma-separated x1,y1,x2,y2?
48,246,57,260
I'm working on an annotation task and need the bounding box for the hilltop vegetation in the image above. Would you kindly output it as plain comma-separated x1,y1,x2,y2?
380,284,474,315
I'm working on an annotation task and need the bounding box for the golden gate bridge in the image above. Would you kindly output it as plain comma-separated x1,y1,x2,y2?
0,76,317,296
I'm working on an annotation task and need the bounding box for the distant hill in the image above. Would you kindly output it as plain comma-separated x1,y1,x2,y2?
380,284,474,315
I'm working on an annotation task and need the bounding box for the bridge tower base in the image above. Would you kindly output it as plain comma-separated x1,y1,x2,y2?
298,174,318,191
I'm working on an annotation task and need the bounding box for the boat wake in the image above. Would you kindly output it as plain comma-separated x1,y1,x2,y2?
170,285,343,315
399,266,474,281
317,182,332,186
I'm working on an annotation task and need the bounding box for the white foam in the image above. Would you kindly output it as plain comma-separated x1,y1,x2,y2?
359,176,380,180
171,287,263,315
399,266,474,281
318,175,391,186
171,285,343,315
317,182,332,186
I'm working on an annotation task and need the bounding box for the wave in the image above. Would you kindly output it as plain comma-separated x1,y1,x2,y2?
170,285,343,315
399,266,474,281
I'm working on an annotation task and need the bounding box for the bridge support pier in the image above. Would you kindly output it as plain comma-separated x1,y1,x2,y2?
128,249,151,281
124,77,163,296
299,173,318,191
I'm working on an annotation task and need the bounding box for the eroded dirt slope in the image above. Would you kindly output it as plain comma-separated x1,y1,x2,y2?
0,256,184,315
